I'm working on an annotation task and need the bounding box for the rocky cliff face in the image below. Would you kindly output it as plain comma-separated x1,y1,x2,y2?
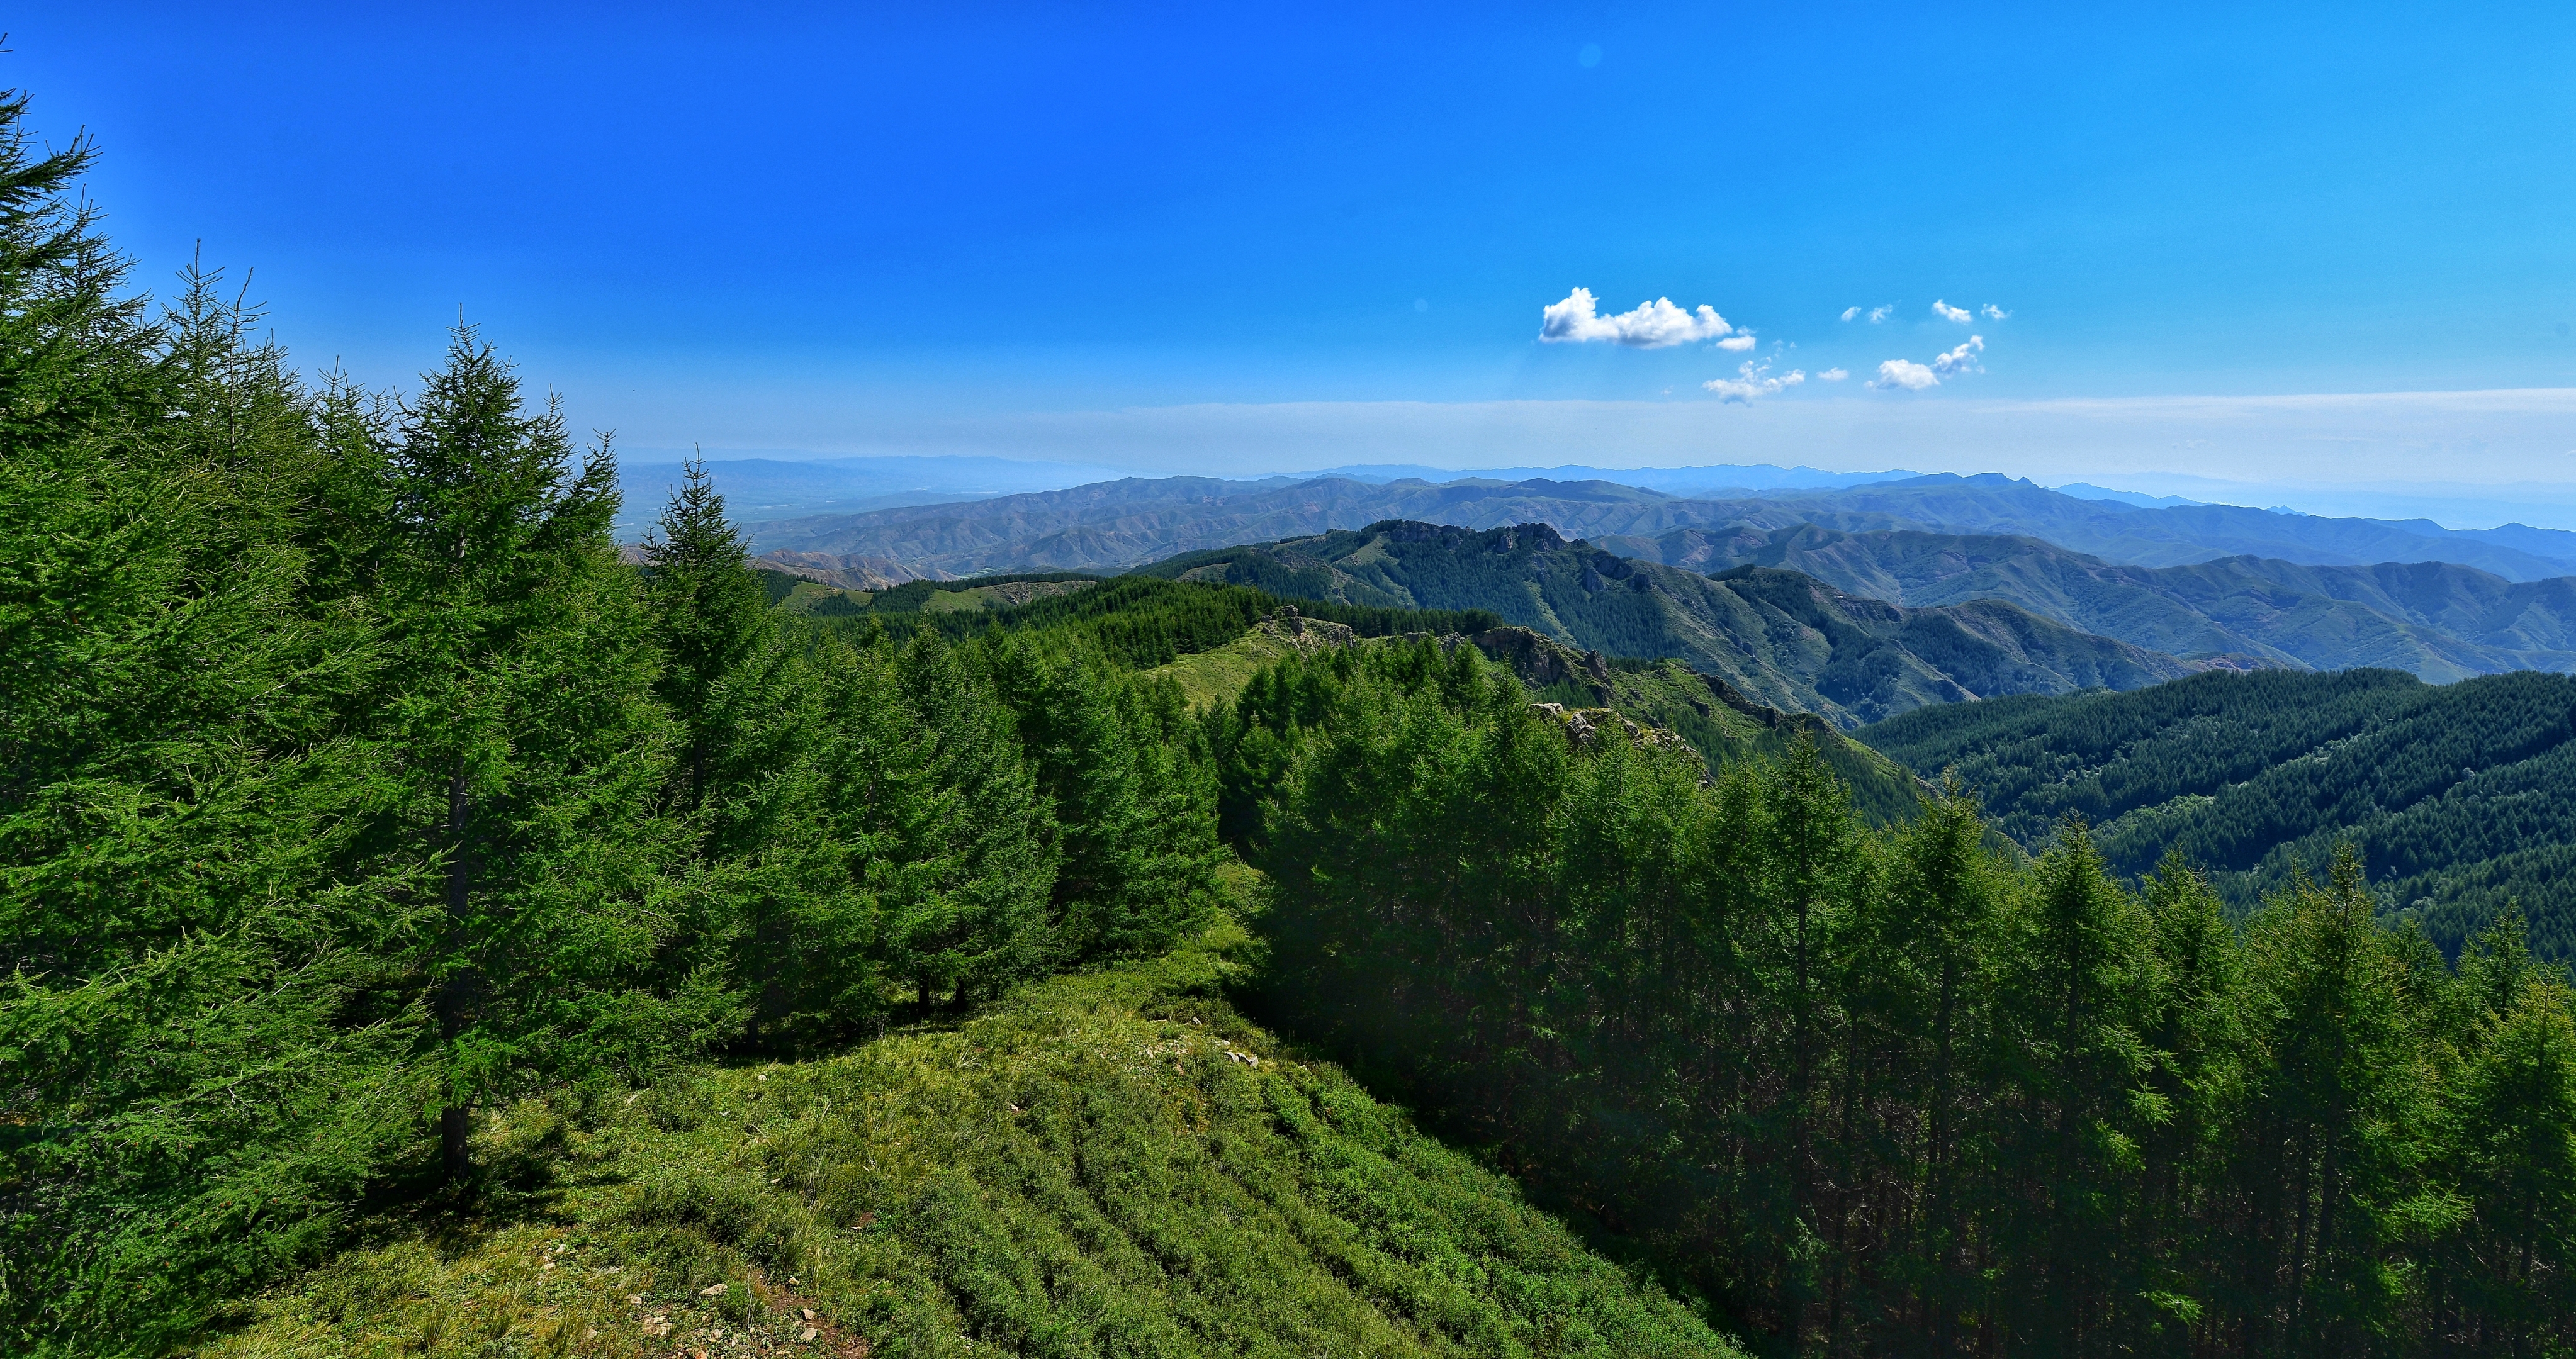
754,549,940,591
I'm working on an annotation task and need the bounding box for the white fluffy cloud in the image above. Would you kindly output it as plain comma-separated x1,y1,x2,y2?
1932,335,1986,376
1868,336,1984,391
1869,359,1940,391
1818,367,1849,381
1932,299,1972,324
1981,303,2011,320
1840,306,1861,322
1717,333,1757,351
1540,288,1736,347
1704,357,1806,404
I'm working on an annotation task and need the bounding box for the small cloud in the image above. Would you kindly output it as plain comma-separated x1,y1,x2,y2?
1704,357,1806,405
1869,359,1939,391
1717,333,1757,352
1981,303,2010,320
1931,335,1984,376
1840,306,1862,322
1818,367,1849,381
1540,287,1735,347
1932,299,1972,324
1867,304,1893,323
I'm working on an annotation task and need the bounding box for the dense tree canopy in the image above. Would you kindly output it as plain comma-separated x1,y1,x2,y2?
1229,645,2576,1356
1859,668,2576,961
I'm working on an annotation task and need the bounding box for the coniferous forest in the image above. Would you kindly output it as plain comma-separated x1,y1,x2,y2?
1228,645,2576,1355
6,87,2575,1359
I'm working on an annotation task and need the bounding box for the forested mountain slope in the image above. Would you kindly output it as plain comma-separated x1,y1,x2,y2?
1225,642,2576,1355
1142,612,1926,823
1139,521,2192,727
1631,522,2576,680
1859,668,2576,960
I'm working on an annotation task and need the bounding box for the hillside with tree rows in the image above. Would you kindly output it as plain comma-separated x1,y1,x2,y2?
1859,668,2576,961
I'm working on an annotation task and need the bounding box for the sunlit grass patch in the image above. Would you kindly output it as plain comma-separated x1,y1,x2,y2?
194,931,1740,1358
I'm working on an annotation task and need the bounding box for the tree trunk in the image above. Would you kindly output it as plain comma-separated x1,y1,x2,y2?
437,761,476,1186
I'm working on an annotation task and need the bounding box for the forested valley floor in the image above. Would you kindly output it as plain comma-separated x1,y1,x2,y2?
5,87,2574,1359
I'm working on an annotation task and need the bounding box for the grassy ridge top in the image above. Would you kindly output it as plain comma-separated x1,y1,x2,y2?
196,930,1740,1359
1150,618,1925,825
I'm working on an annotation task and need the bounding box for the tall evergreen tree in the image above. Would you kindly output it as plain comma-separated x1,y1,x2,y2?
1865,781,2006,1349
2227,848,2429,1351
373,327,685,1182
642,455,773,810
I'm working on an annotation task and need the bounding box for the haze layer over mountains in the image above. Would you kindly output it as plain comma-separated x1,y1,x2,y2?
665,456,2576,703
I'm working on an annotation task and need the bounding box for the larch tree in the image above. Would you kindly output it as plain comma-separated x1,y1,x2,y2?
372,327,682,1183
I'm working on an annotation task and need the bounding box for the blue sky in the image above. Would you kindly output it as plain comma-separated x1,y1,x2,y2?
25,3,2576,505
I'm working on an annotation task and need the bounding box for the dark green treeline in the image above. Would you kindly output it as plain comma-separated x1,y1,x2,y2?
0,99,1223,1354
1858,668,2576,964
1227,644,2576,1358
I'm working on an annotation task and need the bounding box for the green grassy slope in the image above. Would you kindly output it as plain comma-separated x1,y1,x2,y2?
1144,618,1334,710
845,571,1107,612
193,933,1741,1359
1858,667,2576,961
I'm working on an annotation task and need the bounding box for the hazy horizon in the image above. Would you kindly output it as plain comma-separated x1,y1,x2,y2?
24,4,2576,518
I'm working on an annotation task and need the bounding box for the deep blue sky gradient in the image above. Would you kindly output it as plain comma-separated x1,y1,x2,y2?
20,3,2576,484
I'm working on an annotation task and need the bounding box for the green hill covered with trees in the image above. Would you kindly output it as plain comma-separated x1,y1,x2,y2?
11,81,2576,1359
1139,520,2192,727
1858,668,2576,961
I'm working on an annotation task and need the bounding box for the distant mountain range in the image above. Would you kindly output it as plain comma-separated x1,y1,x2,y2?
1709,474,2576,580
745,470,2576,583
612,453,1134,537
1135,520,2193,728
1609,523,2576,681
727,466,2576,689
1281,462,1922,495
